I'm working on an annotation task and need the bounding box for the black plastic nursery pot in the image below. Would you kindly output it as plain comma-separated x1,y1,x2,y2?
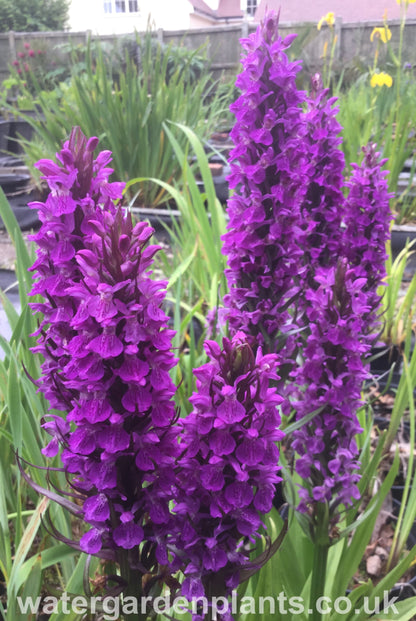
206,131,234,160
195,162,230,205
7,118,34,156
390,224,416,279
0,189,40,232
389,484,416,601
0,173,31,196
370,344,403,392
130,206,181,243
0,120,10,155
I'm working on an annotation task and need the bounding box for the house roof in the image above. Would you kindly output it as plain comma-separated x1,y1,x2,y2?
189,0,243,21
216,0,243,19
189,0,217,19
254,0,416,23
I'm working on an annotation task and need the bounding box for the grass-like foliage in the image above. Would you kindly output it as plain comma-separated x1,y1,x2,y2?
7,31,227,207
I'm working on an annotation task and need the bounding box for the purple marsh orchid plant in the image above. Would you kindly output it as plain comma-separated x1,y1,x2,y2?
168,333,284,605
221,12,392,618
28,128,180,595
27,128,284,618
222,11,391,519
26,10,394,621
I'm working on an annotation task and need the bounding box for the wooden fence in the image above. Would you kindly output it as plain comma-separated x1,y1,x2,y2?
1,19,415,86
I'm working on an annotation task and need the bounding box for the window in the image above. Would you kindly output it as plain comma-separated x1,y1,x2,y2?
115,0,126,12
246,0,257,16
104,0,138,16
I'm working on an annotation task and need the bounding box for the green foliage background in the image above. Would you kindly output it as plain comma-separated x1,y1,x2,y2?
0,0,69,32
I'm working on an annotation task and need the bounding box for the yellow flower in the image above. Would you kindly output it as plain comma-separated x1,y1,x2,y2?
397,0,416,4
317,12,335,30
370,26,392,43
370,72,393,87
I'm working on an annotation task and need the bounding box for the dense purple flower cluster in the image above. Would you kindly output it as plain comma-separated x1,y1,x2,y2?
301,74,346,271
29,128,178,555
343,144,394,323
27,9,395,604
289,122,392,518
292,261,367,513
222,13,393,520
169,333,284,605
222,12,311,353
222,17,354,359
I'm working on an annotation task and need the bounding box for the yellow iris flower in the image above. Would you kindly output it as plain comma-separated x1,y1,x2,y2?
370,26,392,43
317,12,335,30
370,72,393,87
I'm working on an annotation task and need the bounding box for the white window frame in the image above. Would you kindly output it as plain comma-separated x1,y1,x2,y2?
115,0,126,13
246,0,257,17
103,0,139,15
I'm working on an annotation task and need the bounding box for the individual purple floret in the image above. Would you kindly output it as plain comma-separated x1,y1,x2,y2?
29,128,178,557
222,12,311,354
168,333,284,607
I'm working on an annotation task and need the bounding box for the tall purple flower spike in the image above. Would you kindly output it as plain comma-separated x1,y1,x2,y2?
292,261,367,514
222,12,392,524
301,73,346,272
29,127,179,556
222,12,311,355
293,147,392,516
222,15,349,366
167,333,284,609
343,143,394,330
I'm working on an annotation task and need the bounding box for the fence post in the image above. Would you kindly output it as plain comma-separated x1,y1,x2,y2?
334,16,342,61
241,19,249,38
9,30,16,63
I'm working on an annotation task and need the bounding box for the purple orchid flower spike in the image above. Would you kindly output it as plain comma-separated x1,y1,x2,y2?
29,128,179,588
166,333,284,616
222,11,311,357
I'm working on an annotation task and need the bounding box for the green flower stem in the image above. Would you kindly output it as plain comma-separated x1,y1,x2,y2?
119,556,146,621
309,503,330,621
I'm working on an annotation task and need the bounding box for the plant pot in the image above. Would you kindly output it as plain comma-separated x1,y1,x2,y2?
390,224,416,279
0,120,10,155
390,485,416,600
129,206,181,242
0,189,40,232
0,173,31,196
370,344,402,391
206,131,234,159
195,163,230,205
7,119,34,156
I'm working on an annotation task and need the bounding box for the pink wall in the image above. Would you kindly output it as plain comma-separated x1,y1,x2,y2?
255,0,416,23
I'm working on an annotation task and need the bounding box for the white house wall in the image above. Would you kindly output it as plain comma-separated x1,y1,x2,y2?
68,0,192,34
